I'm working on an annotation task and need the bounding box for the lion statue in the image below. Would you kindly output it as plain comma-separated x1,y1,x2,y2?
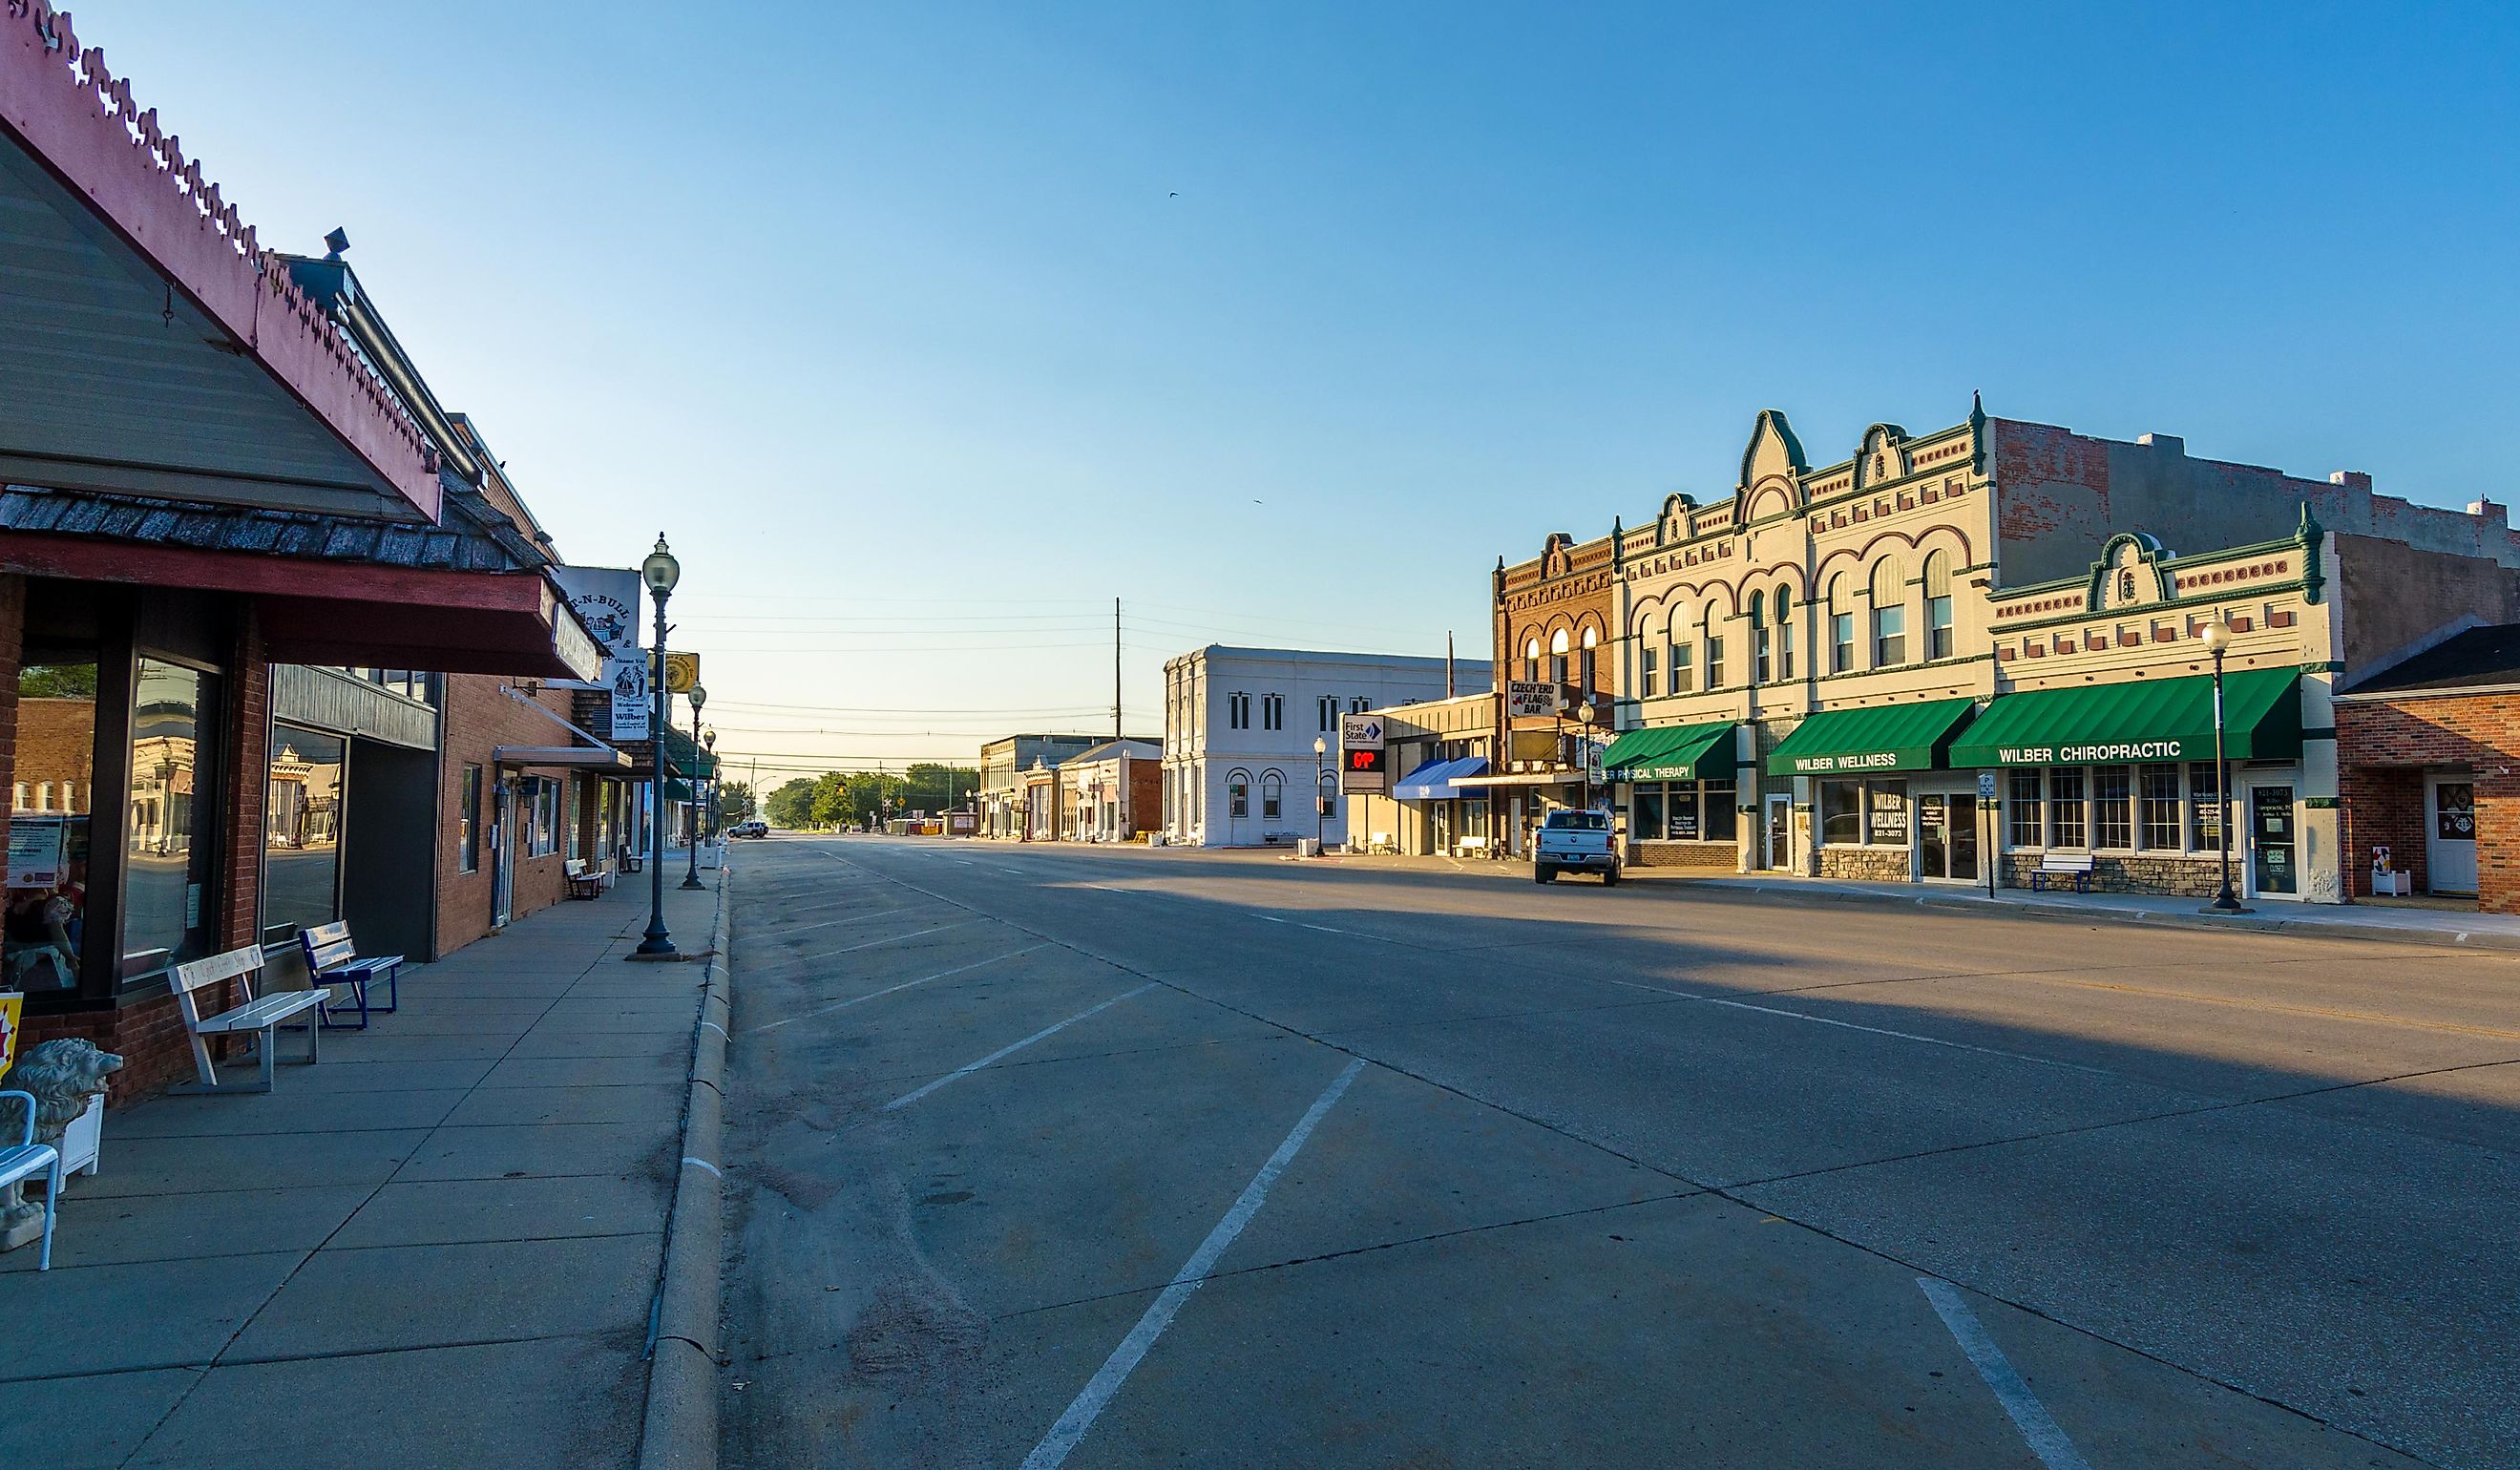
0,1039,121,1250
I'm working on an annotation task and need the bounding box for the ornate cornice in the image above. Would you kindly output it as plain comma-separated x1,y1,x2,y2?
2,5,440,518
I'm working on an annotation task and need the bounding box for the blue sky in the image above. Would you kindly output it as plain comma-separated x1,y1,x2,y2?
98,2,2520,784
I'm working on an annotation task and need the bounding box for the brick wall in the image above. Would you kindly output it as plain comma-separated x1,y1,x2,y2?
1630,840,1737,870
434,673,586,956
2339,695,2520,911
1818,847,1911,882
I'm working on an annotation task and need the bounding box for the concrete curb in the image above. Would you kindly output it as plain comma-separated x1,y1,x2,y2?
638,865,733,1470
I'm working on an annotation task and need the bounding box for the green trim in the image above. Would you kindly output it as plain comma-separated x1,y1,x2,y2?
1814,652,1994,683
1601,721,1738,782
1948,669,2302,768
2304,660,2344,673
2303,796,2340,809
2301,726,2337,741
1764,697,1981,776
1996,580,2311,635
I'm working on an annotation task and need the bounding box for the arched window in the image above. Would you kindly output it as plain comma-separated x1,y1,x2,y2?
1923,551,1955,661
1522,636,1541,683
1829,573,1856,672
1579,625,1600,691
1639,613,1662,697
1871,556,1907,666
1260,769,1286,821
1549,628,1571,686
1703,601,1728,688
1774,585,1796,680
1749,590,1770,683
1228,768,1252,819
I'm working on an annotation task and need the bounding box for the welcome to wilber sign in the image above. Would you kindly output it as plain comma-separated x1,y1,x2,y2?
1996,741,2186,765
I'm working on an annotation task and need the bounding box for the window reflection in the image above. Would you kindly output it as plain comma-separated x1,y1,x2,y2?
263,726,345,941
7,662,96,993
124,659,215,977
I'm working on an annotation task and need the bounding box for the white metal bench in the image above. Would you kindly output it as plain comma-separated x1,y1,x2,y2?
0,1090,61,1270
2030,851,2095,892
169,946,326,1093
1456,836,1490,857
563,859,606,900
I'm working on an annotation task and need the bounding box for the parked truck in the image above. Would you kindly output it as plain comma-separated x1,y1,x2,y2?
1534,808,1621,886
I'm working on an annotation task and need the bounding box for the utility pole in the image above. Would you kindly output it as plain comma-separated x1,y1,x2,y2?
1113,596,1123,743
1446,631,1456,698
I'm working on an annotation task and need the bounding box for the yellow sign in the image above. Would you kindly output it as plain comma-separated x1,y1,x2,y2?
0,992,22,1071
662,652,700,694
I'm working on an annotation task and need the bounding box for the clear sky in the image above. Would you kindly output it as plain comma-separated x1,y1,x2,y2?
95,2,2520,787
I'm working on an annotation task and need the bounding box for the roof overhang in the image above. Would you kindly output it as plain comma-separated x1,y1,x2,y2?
0,14,439,520
0,531,600,680
494,746,632,770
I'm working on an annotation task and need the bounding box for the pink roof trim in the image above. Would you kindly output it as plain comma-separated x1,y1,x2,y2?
0,5,440,518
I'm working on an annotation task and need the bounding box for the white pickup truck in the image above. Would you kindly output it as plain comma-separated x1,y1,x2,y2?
1534,808,1621,886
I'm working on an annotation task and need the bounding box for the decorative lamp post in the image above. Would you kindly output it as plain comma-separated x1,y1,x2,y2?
702,728,717,845
1312,736,1327,853
682,684,708,890
635,535,680,957
1576,704,1598,811
2200,617,2249,914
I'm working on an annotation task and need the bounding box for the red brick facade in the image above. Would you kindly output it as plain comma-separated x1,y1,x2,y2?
434,673,612,956
2338,695,2520,911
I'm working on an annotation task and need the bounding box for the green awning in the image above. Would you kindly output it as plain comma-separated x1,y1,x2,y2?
1949,669,2300,767
1602,722,1736,782
1765,697,1980,777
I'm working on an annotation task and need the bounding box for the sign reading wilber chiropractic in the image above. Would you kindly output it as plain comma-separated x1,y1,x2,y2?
1987,741,2186,766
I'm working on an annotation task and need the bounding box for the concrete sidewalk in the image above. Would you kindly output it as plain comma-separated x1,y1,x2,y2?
0,877,723,1470
1324,848,2520,952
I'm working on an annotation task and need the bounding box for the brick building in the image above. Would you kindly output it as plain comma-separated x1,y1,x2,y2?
0,22,605,1101
2335,626,2520,910
1479,531,1619,855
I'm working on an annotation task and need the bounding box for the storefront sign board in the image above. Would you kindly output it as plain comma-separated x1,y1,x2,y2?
607,653,653,741
1504,682,1559,719
7,817,65,889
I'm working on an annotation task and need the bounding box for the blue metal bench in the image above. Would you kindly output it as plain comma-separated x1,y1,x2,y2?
0,1090,62,1270
299,920,402,1030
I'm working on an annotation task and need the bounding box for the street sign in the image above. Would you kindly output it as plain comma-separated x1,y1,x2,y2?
662,651,700,694
1977,770,1997,800
1505,681,1558,719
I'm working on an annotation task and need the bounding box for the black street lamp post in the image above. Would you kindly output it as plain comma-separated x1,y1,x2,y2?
2201,617,2250,914
1312,736,1327,852
682,683,708,891
635,535,680,957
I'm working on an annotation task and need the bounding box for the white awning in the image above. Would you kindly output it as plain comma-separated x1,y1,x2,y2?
1447,770,1584,788
494,746,632,770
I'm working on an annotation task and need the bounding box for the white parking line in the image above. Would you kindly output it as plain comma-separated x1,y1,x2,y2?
746,945,1048,1034
1601,977,2111,1076
1018,1057,1368,1470
1918,1277,2091,1470
778,907,915,937
794,920,981,960
882,983,1157,1110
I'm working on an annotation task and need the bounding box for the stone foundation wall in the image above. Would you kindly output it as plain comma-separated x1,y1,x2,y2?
1818,846,1911,882
1630,841,1737,871
1999,852,2223,896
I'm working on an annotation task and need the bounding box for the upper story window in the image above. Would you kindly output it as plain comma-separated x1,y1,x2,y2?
1640,644,1660,698
1871,556,1907,667
1228,692,1251,729
1549,629,1570,686
1924,552,1955,661
1317,695,1337,732
1522,638,1541,683
1774,587,1795,680
1670,637,1694,694
1580,626,1599,691
1350,697,1369,713
1750,591,1770,684
1262,693,1284,730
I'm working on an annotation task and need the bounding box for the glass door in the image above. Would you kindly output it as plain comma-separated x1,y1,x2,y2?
1764,794,1792,870
1919,794,1979,881
2247,783,2298,897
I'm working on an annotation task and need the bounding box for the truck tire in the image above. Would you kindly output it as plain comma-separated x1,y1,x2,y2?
1535,865,1556,884
1603,867,1622,887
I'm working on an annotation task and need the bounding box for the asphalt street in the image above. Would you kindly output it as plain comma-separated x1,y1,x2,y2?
719,834,2517,1469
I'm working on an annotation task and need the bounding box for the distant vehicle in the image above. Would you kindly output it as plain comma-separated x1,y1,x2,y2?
1534,808,1620,886
729,820,768,839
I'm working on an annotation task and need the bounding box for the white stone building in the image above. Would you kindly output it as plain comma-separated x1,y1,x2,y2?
1161,645,1481,848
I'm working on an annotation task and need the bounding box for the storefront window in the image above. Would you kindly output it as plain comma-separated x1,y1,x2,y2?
1703,779,1737,842
2189,762,2222,849
263,726,346,940
1868,780,1909,844
459,765,482,872
124,659,218,979
1820,781,1862,846
8,662,97,994
2141,765,2182,849
2007,771,2042,847
2048,769,2088,849
2093,767,2132,849
1632,786,1667,841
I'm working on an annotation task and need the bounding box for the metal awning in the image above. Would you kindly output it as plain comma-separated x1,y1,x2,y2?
1949,670,2301,767
1766,698,1980,777
1393,756,1488,801
494,746,632,770
1450,770,1585,788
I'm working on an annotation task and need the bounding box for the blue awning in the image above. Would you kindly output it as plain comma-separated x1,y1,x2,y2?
1394,756,1488,801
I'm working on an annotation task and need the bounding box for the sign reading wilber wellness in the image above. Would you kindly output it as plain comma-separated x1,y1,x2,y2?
1788,750,1903,774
